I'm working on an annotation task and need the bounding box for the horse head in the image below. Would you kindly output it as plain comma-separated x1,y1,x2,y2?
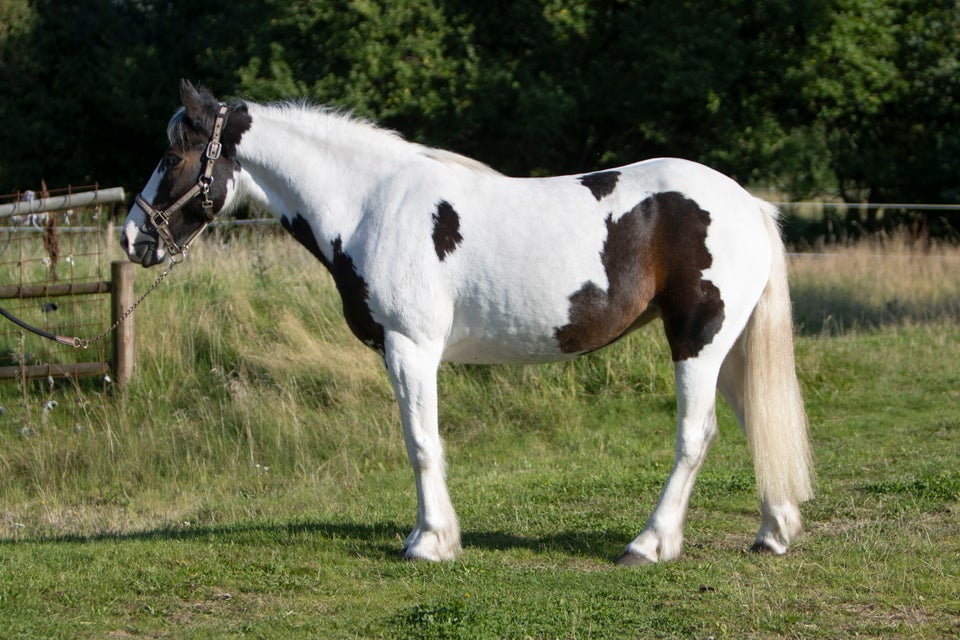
121,80,251,266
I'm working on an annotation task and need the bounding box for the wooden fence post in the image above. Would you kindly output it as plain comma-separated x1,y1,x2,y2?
111,260,136,387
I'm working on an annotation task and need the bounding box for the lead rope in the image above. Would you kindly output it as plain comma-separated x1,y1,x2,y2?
0,257,179,350
72,257,180,349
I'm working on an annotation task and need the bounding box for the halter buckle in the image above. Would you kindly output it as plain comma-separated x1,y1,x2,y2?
206,140,223,160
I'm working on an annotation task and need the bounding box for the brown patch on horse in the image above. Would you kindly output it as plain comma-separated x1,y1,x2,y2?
282,213,385,352
579,171,621,201
432,201,463,261
554,192,724,361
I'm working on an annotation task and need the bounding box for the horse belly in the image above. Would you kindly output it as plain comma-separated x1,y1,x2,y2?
442,306,659,365
441,326,576,365
441,255,652,365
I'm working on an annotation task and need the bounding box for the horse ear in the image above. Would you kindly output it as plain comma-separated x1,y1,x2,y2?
179,79,223,137
180,79,199,109
180,79,208,123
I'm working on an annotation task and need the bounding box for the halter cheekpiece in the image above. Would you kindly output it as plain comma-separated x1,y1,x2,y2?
134,102,230,261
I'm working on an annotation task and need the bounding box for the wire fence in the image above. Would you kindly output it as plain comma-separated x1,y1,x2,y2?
771,201,960,248
0,186,127,394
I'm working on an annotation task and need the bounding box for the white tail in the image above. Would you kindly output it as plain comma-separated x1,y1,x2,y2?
743,201,814,506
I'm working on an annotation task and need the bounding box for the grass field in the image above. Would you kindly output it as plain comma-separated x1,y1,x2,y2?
0,229,958,638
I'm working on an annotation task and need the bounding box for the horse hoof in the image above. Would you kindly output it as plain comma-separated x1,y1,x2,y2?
616,551,656,566
403,552,439,562
401,544,443,562
750,539,786,555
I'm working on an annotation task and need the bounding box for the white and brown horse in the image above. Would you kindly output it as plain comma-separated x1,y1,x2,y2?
122,81,813,564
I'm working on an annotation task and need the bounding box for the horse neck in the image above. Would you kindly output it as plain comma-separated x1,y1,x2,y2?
234,103,416,257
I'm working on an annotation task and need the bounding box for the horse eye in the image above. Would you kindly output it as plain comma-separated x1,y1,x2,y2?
163,153,182,169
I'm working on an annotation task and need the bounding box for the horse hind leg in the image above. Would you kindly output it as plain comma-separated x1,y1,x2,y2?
717,335,804,554
618,352,724,565
618,266,758,565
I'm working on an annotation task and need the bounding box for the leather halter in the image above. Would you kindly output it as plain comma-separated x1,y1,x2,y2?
134,103,230,261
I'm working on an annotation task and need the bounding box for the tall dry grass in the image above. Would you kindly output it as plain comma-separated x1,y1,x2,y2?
0,229,402,537
789,236,960,334
1,227,956,538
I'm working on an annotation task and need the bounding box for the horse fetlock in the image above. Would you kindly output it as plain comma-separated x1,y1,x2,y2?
752,501,803,554
620,527,683,565
402,526,461,562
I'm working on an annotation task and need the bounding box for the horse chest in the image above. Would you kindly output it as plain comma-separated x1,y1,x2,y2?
281,213,386,352
327,242,386,353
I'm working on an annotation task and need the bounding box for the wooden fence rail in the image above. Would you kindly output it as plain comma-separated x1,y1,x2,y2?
0,261,135,387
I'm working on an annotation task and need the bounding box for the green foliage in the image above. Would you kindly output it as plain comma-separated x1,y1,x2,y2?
0,0,32,43
861,470,960,506
236,0,482,145
0,0,958,217
394,595,479,639
792,0,960,204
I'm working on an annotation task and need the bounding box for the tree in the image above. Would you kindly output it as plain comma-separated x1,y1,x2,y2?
0,0,37,189
234,0,484,156
0,0,957,240
0,0,274,192
0,1,167,190
793,0,960,205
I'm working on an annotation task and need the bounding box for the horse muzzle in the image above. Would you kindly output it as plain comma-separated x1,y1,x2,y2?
121,218,167,267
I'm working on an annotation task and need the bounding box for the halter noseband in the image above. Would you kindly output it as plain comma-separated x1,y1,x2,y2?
135,102,230,261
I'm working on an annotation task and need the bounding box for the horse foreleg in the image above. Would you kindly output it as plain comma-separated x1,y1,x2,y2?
383,332,461,561
619,358,720,565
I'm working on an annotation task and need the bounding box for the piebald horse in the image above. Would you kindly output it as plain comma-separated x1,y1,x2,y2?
122,81,812,564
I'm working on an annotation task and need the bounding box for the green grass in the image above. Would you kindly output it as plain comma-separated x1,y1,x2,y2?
0,230,958,638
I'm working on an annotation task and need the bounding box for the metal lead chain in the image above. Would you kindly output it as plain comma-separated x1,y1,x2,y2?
72,257,180,349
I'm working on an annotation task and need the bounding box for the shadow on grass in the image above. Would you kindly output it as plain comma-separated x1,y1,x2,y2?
791,282,960,336
0,520,630,562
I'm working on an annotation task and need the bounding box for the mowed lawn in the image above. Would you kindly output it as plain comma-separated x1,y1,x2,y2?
0,232,958,639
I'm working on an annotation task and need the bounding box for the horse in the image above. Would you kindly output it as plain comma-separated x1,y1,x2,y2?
121,80,813,564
